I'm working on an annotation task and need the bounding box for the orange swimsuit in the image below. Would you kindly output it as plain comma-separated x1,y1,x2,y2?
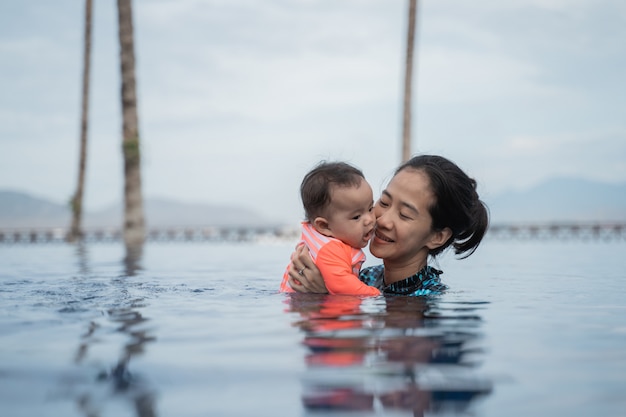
280,222,380,296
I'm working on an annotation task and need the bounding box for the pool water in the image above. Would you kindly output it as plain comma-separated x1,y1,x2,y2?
0,239,625,416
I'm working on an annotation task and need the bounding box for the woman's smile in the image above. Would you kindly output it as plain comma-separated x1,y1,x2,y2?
374,229,394,243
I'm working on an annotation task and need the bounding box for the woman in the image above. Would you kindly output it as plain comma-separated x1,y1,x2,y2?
287,154,489,296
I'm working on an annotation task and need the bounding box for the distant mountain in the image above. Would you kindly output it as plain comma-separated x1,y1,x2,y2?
0,190,69,228
2,178,625,229
485,178,626,223
0,190,274,229
84,197,273,228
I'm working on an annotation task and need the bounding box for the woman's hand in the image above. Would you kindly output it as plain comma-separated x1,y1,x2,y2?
287,244,328,293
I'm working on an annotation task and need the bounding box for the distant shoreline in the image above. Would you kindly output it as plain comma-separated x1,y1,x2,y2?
2,222,626,244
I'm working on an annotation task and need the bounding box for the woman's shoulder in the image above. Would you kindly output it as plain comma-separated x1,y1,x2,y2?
364,265,447,296
387,265,447,296
359,264,385,286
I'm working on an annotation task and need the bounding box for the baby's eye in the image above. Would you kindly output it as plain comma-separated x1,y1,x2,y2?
352,215,361,220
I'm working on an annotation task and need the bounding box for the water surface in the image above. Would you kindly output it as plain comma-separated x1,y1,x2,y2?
0,239,625,416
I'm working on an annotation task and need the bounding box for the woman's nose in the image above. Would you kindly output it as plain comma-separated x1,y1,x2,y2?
374,205,390,228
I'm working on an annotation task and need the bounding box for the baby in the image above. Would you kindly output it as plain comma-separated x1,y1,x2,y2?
280,161,380,296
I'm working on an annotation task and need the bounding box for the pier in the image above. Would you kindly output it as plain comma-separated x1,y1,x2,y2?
0,225,299,245
1,222,625,245
487,222,626,240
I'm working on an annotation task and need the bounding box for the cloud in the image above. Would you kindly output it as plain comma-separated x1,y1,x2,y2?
0,0,624,224
480,128,626,193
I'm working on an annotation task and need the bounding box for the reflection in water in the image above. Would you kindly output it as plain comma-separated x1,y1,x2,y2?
71,243,157,417
75,241,91,276
287,294,492,416
124,243,144,277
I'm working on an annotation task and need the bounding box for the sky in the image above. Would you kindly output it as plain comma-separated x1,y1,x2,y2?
1,0,625,225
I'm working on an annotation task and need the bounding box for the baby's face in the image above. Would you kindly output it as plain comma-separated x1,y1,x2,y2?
325,178,376,248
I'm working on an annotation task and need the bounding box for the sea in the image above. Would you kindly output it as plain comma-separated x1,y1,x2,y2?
1,236,625,417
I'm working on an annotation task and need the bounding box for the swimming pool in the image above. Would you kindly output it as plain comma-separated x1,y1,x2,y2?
0,239,624,416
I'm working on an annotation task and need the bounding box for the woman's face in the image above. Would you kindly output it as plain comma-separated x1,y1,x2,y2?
369,168,441,266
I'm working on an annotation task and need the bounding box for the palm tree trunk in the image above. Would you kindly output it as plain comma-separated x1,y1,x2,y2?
401,0,417,163
68,0,93,242
117,0,145,247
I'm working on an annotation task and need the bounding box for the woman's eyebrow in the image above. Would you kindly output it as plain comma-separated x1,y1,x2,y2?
382,190,419,214
401,201,419,214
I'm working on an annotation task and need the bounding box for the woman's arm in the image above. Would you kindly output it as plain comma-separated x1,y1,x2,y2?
287,244,328,293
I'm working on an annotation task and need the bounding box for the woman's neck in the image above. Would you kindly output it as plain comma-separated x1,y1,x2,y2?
382,256,428,285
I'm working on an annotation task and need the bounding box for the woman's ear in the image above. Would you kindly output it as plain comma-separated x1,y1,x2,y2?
427,227,452,250
313,217,334,238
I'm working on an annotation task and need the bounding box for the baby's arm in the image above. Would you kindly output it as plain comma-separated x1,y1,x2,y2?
316,241,380,296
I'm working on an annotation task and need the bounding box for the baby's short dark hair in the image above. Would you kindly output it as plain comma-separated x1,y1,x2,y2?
300,161,365,221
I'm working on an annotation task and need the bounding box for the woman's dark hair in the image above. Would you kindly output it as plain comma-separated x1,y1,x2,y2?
396,155,489,258
300,161,365,221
